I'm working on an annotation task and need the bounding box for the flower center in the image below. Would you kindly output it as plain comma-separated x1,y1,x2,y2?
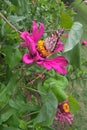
62,103,70,113
36,40,51,57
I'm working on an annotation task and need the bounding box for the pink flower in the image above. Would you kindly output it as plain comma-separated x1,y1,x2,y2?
20,21,68,74
54,100,74,125
82,40,87,45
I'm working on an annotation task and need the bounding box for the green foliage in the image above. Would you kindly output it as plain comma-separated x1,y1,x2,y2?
60,12,73,29
64,22,83,52
44,75,68,102
64,22,83,68
68,95,80,114
0,0,87,130
44,75,68,90
3,46,22,68
67,44,81,68
34,91,57,126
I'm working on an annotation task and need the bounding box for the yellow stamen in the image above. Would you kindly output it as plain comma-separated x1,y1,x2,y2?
37,40,51,57
63,103,70,113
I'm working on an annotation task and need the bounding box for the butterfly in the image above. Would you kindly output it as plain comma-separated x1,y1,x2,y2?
44,28,64,52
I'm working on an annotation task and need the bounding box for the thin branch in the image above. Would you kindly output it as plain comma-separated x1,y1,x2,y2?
0,12,21,33
27,69,46,85
55,0,58,4
28,74,43,85
45,28,69,33
0,12,69,34
22,111,39,118
44,30,57,33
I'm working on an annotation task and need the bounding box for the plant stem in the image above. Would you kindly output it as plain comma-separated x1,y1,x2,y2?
28,70,46,85
22,111,39,119
44,30,57,33
0,12,21,33
0,12,68,34
27,87,46,96
45,28,69,33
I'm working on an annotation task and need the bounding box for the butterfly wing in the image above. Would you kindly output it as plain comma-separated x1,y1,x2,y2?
45,37,58,52
44,28,64,52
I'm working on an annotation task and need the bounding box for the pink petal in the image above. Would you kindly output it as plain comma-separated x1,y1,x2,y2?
32,21,44,42
22,54,34,64
37,60,52,70
82,40,87,45
55,65,67,74
51,57,68,74
21,31,37,55
20,31,30,43
37,56,68,74
54,40,64,53
54,116,58,120
35,52,45,61
65,114,74,125
39,22,44,37
26,37,37,55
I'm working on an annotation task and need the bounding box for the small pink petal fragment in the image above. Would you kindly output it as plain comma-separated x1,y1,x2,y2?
82,40,87,45
64,33,69,38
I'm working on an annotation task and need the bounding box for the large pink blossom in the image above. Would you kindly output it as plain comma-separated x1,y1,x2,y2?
54,100,74,125
20,21,68,74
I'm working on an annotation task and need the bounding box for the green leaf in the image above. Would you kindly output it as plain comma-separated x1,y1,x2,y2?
34,91,57,126
60,12,73,29
43,76,68,102
0,73,18,105
9,99,39,113
4,46,22,68
65,43,81,68
8,15,26,23
0,109,15,124
19,120,27,130
55,75,68,89
44,75,68,90
51,86,67,102
7,115,20,128
2,127,21,130
64,22,83,52
68,95,80,114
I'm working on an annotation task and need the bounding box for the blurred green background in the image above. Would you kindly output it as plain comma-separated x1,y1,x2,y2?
70,0,87,130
